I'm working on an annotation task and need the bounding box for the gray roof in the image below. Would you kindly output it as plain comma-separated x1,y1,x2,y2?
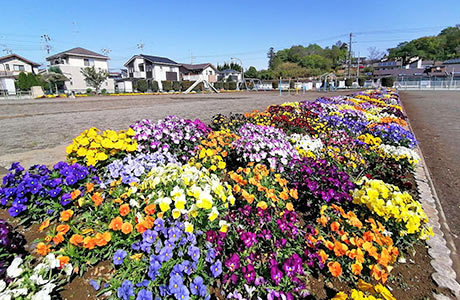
47,47,108,60
219,69,240,74
181,63,215,71
444,58,460,64
140,54,179,65
0,53,40,66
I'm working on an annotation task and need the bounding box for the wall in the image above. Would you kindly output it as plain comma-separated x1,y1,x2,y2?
0,58,35,75
152,65,179,90
0,77,16,94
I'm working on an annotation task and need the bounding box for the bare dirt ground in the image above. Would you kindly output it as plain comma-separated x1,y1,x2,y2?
400,91,460,253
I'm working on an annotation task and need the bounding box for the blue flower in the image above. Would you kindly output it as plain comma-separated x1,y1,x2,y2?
89,279,100,291
168,274,183,295
136,280,150,287
8,203,26,217
175,286,190,300
65,175,77,185
136,289,153,300
205,248,216,263
210,260,222,278
48,187,61,198
154,239,163,254
187,245,200,262
180,260,192,275
117,280,134,300
142,230,158,245
168,227,182,242
113,249,127,265
60,193,72,206
153,218,164,232
190,276,206,296
159,246,173,262
165,239,175,249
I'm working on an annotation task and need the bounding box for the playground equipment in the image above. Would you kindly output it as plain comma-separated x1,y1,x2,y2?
183,79,219,94
319,73,338,92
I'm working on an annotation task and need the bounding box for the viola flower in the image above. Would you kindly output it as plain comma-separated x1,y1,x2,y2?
224,253,240,272
117,280,134,300
159,246,173,262
190,276,207,297
113,249,127,265
270,265,283,285
142,230,158,245
242,264,256,284
168,274,183,295
210,260,222,278
136,289,153,300
89,279,100,291
187,245,200,262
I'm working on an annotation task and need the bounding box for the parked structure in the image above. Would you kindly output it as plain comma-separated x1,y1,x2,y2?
180,63,218,83
46,47,115,93
0,54,40,95
123,54,180,91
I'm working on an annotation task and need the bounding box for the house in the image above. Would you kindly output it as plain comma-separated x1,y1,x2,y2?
123,54,180,91
180,63,217,83
46,47,115,93
218,69,242,83
0,54,41,95
0,53,40,76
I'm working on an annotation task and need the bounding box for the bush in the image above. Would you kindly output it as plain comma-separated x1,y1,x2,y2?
223,82,230,90
345,78,353,87
228,82,237,90
289,81,295,89
161,80,172,91
151,80,159,92
214,81,224,90
358,77,365,87
172,81,181,91
101,88,108,94
86,88,93,93
381,77,395,87
180,81,193,91
193,82,204,92
135,80,148,92
272,81,279,89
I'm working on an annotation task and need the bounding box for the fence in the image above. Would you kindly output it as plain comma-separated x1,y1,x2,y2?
0,90,32,100
395,79,460,90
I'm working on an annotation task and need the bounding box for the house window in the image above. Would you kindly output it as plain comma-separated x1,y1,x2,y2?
13,65,25,71
84,58,95,67
5,64,9,71
139,63,144,72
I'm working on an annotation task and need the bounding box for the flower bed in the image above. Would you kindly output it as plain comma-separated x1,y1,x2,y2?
0,88,440,299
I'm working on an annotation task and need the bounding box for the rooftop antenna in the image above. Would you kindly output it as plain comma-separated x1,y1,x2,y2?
137,42,145,53
101,48,112,57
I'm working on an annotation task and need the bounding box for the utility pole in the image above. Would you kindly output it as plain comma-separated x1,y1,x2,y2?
137,43,145,53
101,48,112,58
347,32,353,78
357,52,360,79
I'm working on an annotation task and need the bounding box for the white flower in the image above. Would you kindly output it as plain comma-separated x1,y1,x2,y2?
6,257,23,278
44,254,60,269
31,290,51,300
0,292,12,300
0,280,5,293
41,283,56,295
64,263,73,276
30,273,49,285
129,198,140,208
10,288,27,297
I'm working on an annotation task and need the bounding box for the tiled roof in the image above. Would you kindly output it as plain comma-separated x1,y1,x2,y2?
47,47,108,60
0,54,40,67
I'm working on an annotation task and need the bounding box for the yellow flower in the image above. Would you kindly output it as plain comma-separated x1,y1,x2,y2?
158,197,172,212
184,222,193,233
208,207,219,222
172,209,181,219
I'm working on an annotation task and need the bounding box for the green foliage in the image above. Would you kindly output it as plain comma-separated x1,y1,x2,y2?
226,76,234,82
135,80,148,92
217,62,242,72
172,81,181,91
162,80,172,91
223,82,230,90
16,72,29,90
358,77,365,87
381,77,395,87
80,66,109,93
86,88,93,93
101,88,108,94
214,81,224,90
42,67,68,93
228,82,237,90
267,47,276,69
180,80,193,91
388,26,460,62
244,66,258,78
151,80,159,92
345,78,353,87
272,81,279,89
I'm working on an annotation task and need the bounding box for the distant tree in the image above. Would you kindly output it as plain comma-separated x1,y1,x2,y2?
388,41,419,65
299,54,332,70
267,47,276,69
244,66,258,78
42,70,68,94
217,62,242,72
81,66,109,93
258,69,275,80
367,47,385,61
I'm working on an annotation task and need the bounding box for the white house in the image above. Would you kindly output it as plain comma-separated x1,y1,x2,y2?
180,63,218,83
123,54,180,91
46,47,115,93
0,54,41,95
218,69,242,83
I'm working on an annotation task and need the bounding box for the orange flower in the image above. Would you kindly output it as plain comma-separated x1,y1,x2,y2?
318,215,329,227
44,235,53,242
279,190,289,201
377,248,391,267
285,202,294,211
289,189,298,200
53,232,65,245
60,209,74,221
56,224,70,235
333,240,348,257
144,216,155,229
327,261,342,277
83,236,96,250
119,203,130,216
363,231,374,242
71,189,81,200
144,204,156,215
39,219,50,232
256,201,268,210
109,216,123,231
136,222,148,234
330,221,340,232
121,222,133,234
69,234,84,246
94,232,111,247
233,184,241,194
241,189,255,204
318,249,329,264
36,242,51,256
351,262,363,275
86,182,94,193
57,255,70,268
92,192,104,206
325,240,334,250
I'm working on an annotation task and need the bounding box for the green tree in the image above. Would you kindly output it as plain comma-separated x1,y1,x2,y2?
244,66,258,78
267,47,276,69
299,54,332,70
16,72,29,90
81,66,109,93
42,71,68,94
135,80,148,92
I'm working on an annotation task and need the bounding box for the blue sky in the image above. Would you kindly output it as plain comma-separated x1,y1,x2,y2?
1,0,459,70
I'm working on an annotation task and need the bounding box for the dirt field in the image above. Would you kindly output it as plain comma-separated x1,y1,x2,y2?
400,91,460,254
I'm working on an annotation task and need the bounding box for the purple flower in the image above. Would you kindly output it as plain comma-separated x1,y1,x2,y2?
89,279,100,291
224,253,240,272
154,218,164,231
113,249,127,265
60,193,72,206
242,264,256,284
210,260,222,278
240,232,257,248
270,265,283,285
8,203,26,217
142,230,158,245
159,246,173,262
168,227,182,242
